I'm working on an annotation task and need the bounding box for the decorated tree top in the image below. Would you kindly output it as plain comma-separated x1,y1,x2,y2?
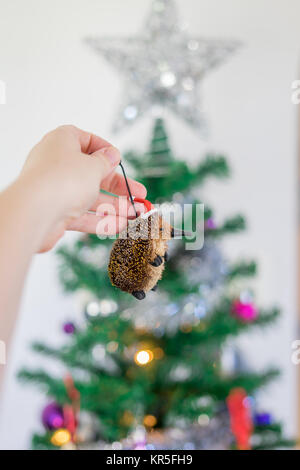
85,0,240,133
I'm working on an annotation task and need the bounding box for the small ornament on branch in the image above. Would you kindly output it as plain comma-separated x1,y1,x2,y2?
254,412,273,427
42,402,64,431
46,374,81,448
108,164,190,300
231,297,258,323
205,218,217,231
63,322,76,334
226,388,253,450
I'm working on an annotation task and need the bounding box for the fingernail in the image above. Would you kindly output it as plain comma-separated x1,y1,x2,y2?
101,146,120,166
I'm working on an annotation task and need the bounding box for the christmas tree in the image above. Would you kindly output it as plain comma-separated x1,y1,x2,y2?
18,0,293,451
19,118,293,450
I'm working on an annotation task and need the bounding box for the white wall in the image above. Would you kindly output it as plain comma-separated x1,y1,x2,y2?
0,0,299,449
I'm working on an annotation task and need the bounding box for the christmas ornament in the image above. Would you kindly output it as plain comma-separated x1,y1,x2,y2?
51,428,72,447
63,322,76,334
183,240,227,288
178,240,227,310
63,374,80,441
254,413,272,427
131,426,147,450
205,218,217,230
146,409,232,450
232,299,258,323
78,410,233,450
60,442,77,450
85,0,240,133
226,388,253,450
42,402,64,431
108,198,187,300
221,344,245,376
76,411,100,443
143,415,157,428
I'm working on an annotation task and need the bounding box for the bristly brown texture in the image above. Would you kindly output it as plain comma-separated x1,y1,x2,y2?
108,212,171,294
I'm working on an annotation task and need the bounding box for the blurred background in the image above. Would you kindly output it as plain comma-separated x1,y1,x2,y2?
0,0,299,450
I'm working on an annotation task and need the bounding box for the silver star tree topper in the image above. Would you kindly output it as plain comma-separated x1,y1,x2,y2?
85,0,240,133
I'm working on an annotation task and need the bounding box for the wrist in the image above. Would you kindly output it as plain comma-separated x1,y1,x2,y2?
16,171,66,232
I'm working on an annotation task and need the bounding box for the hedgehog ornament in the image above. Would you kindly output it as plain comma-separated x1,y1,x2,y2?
108,197,186,300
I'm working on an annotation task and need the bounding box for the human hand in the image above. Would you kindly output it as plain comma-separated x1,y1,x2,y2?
19,125,147,252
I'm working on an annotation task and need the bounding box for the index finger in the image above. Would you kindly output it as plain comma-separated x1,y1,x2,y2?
101,171,147,198
68,125,112,154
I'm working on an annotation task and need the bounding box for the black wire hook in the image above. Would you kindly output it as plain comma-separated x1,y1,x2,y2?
119,161,138,219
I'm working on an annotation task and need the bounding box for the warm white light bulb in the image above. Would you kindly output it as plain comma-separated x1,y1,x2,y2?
135,349,153,365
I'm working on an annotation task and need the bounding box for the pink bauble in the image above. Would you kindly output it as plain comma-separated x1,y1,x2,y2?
232,300,258,323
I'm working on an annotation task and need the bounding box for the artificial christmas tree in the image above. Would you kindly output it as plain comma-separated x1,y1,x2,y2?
18,0,294,451
19,118,293,450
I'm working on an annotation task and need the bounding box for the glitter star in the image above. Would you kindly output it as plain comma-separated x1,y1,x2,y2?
85,0,240,133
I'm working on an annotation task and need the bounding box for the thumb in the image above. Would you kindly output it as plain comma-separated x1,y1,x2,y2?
91,146,121,178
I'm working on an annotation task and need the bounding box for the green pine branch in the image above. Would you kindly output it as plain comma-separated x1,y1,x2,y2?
163,304,280,348
196,154,230,184
206,215,246,237
18,370,70,404
32,433,56,450
57,246,128,304
227,260,257,281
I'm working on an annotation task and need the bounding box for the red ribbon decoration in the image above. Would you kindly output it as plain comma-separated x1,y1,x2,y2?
226,388,253,450
133,198,154,213
63,374,80,442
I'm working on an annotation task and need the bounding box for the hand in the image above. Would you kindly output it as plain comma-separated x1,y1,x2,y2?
19,125,147,252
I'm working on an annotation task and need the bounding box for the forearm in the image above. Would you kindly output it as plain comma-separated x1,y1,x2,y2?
0,175,58,383
0,126,130,390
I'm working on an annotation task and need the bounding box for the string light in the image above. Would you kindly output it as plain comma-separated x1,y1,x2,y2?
198,414,210,426
134,349,153,366
180,324,193,333
50,428,71,447
107,341,119,353
143,415,157,428
120,410,135,427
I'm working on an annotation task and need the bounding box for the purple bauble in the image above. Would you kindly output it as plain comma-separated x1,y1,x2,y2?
254,413,272,427
205,218,217,230
63,322,75,334
42,402,64,430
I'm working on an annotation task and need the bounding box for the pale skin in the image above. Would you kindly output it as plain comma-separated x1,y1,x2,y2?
0,125,147,387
